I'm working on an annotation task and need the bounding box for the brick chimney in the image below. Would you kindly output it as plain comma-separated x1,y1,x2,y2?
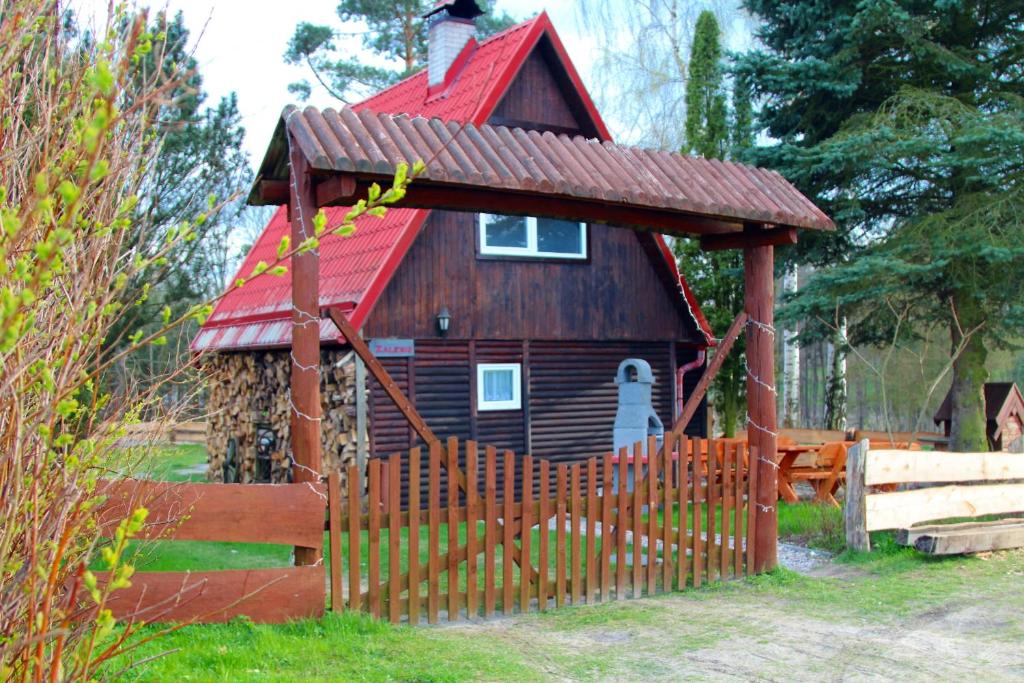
424,0,484,89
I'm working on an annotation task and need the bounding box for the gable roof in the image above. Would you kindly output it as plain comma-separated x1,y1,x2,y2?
933,382,1024,432
193,13,711,352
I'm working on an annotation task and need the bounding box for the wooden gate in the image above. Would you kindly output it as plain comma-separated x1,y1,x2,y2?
93,479,327,624
326,433,758,623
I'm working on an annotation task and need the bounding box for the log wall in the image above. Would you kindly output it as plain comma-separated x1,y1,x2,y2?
204,350,364,486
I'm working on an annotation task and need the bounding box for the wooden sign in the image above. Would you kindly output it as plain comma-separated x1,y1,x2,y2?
369,338,415,357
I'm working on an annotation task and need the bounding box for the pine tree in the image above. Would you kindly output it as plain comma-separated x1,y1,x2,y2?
285,1,516,102
737,0,1024,449
674,10,748,437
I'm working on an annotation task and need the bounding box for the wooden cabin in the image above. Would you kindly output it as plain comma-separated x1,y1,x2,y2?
934,382,1024,453
194,7,712,484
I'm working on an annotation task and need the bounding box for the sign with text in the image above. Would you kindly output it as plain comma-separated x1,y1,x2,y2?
368,338,415,358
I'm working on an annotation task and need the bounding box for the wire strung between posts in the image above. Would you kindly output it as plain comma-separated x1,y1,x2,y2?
289,396,323,423
291,307,321,329
744,358,778,396
746,317,776,337
290,351,320,373
746,415,779,438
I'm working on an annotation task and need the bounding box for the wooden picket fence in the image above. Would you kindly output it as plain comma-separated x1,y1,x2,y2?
326,433,757,624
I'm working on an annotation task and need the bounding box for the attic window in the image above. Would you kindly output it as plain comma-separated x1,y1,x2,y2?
479,214,586,259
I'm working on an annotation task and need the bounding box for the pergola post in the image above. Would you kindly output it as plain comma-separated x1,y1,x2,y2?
744,233,778,573
288,135,323,566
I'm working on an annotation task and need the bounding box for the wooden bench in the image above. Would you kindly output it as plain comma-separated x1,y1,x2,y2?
786,442,849,506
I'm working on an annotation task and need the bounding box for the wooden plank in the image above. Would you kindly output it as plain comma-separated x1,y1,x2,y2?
692,439,703,588
521,456,534,613
701,227,796,251
571,462,583,604
428,442,441,624
678,437,689,590
556,464,568,608
661,311,748,444
897,518,1024,546
910,520,1024,555
745,445,758,575
600,453,613,601
706,441,718,583
865,450,1024,486
844,440,870,552
96,479,326,548
503,451,516,615
631,441,643,598
720,444,732,578
447,437,460,621
388,454,402,623
328,472,343,612
98,566,325,624
586,457,599,603
647,436,659,595
408,447,421,625
538,458,551,611
347,465,361,612
733,443,744,577
662,432,674,592
484,446,497,617
325,307,438,448
866,483,1024,532
465,441,478,619
368,459,382,619
616,447,628,598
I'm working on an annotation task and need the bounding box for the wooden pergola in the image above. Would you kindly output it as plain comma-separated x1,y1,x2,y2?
250,106,834,573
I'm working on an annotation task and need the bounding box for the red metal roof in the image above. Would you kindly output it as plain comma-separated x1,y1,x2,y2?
196,13,711,351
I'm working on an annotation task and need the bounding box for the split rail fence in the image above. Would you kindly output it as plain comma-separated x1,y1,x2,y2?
93,478,326,623
327,433,758,624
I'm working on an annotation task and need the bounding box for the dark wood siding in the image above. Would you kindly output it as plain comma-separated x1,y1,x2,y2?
490,48,581,133
362,211,702,343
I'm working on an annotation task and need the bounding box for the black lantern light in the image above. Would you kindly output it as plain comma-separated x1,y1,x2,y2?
436,306,451,336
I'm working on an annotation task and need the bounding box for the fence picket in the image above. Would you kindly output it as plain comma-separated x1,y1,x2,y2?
692,438,703,589
328,472,342,612
484,446,497,617
520,456,534,613
662,432,674,592
600,453,613,601
538,458,550,611
616,447,627,598
347,464,361,612
677,436,689,591
503,451,515,615
389,453,402,623
720,445,732,580
570,463,582,604
368,459,382,619
632,441,643,599
555,464,567,608
734,443,744,577
465,441,478,619
706,441,718,584
647,436,659,595
428,442,441,624
408,448,421,625
586,458,598,603
447,438,459,621
746,445,758,576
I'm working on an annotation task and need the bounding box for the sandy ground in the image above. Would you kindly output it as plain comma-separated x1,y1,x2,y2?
437,550,1024,682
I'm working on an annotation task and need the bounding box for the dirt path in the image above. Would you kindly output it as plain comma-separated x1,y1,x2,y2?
434,550,1024,682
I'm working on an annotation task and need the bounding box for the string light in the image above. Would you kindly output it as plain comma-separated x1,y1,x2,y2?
290,351,320,373
289,396,322,423
744,358,778,395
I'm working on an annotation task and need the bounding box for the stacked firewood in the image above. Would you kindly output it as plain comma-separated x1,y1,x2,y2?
204,349,363,488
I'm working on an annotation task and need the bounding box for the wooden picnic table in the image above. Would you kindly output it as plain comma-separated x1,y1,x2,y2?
777,444,820,503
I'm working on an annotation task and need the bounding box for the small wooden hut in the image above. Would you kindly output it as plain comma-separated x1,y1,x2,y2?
934,382,1024,452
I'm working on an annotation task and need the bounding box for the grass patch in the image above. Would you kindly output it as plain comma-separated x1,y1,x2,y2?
777,502,845,552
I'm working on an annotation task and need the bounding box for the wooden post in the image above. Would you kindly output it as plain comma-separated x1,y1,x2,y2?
355,353,368,499
744,235,777,573
288,137,322,566
844,439,870,552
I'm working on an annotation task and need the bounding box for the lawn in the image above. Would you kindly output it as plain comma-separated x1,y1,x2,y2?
100,445,1024,681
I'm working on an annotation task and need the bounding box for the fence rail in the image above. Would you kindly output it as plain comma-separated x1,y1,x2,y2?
327,434,757,624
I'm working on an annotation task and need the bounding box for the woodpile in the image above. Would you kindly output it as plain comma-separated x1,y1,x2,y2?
204,349,364,489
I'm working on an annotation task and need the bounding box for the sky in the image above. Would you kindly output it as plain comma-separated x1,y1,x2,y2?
75,1,598,168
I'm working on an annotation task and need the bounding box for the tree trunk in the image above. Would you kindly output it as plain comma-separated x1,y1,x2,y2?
824,322,847,431
782,264,800,427
949,293,989,452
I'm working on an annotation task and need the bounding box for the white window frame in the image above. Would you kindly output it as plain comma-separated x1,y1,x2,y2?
476,363,522,411
478,214,587,259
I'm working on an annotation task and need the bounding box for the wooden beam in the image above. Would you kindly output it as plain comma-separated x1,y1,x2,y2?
744,237,778,573
700,228,797,252
661,310,748,447
324,306,438,447
914,521,1024,555
322,180,745,237
865,449,1024,486
258,179,290,205
896,518,1024,547
865,483,1024,532
288,138,322,567
315,175,357,207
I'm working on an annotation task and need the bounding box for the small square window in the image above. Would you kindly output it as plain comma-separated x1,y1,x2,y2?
536,217,584,255
477,363,522,411
481,214,528,249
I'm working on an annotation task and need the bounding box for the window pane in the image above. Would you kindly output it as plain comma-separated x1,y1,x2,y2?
482,214,528,249
483,369,514,402
536,218,583,254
